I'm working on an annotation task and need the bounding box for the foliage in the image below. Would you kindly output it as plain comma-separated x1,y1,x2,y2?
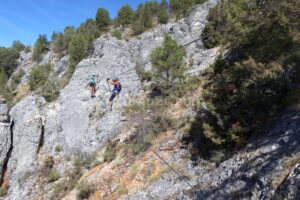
133,3,153,34
0,47,19,77
96,8,111,32
47,170,61,183
124,100,171,155
193,0,300,152
63,26,76,51
116,4,134,27
77,181,95,200
10,68,25,91
129,164,139,179
0,70,13,106
151,34,186,94
32,34,49,61
0,188,7,197
158,6,169,24
12,40,26,52
194,0,208,4
117,182,128,196
67,34,86,78
103,141,117,162
42,75,60,102
29,64,52,91
170,0,194,19
112,30,122,39
51,32,65,56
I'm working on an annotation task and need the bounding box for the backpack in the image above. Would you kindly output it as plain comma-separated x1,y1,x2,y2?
89,79,95,86
113,83,122,93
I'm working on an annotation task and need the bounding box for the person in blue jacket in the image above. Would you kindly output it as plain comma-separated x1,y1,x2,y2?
107,77,122,111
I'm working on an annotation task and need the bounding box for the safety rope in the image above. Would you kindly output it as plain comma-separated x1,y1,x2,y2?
149,148,206,200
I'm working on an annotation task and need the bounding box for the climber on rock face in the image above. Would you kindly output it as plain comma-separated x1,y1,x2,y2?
107,77,122,111
87,75,96,98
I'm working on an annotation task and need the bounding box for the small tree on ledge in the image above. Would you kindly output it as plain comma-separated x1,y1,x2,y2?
151,34,186,94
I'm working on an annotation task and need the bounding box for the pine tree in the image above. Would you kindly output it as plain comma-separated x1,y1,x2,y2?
67,34,86,76
12,40,25,52
151,35,186,93
95,8,110,32
170,0,193,19
161,0,168,10
51,32,65,56
63,26,76,51
116,4,134,26
32,34,49,61
158,1,169,24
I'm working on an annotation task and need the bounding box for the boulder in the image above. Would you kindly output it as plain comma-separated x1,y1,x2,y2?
0,100,11,184
274,163,300,199
5,96,45,199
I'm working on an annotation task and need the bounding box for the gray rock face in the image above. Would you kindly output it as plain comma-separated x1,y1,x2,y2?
41,0,220,156
3,0,221,199
55,55,69,77
127,0,220,76
6,96,45,200
0,99,11,184
274,163,300,199
0,99,9,123
43,36,142,154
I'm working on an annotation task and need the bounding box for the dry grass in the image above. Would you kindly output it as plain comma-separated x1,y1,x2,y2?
272,153,300,188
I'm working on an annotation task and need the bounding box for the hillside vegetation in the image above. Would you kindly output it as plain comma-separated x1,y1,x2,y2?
188,0,300,156
0,0,208,107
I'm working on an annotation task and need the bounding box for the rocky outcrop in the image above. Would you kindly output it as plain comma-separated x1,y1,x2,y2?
0,99,11,185
274,163,300,199
6,96,45,199
123,110,300,200
3,0,221,199
40,0,220,156
11,50,69,86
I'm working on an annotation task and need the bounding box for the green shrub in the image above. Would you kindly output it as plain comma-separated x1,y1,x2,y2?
116,4,134,26
103,141,117,162
96,8,110,32
193,0,300,153
76,181,95,200
42,75,60,102
0,188,7,197
54,145,62,152
131,142,143,155
0,47,19,77
63,26,76,51
32,34,49,61
29,64,52,91
43,156,54,170
112,30,122,39
10,68,25,90
51,32,66,57
73,152,97,170
12,40,26,52
50,179,70,200
170,0,194,19
129,164,139,179
47,170,61,183
194,0,208,4
66,34,86,78
151,34,186,94
117,182,128,196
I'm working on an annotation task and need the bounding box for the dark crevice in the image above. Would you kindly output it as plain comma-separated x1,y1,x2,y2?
37,121,45,154
0,120,14,187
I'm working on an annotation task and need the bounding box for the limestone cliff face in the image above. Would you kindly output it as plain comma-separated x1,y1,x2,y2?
0,1,220,199
2,0,299,199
